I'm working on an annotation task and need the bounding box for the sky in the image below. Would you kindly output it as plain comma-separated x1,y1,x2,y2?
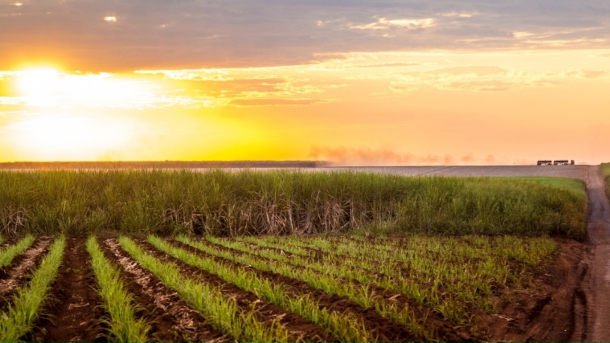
1,0,610,165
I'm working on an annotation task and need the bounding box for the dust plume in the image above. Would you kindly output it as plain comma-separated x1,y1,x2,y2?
309,146,499,166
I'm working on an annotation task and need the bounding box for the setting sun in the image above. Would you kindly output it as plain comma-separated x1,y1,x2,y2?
6,114,134,161
0,1,609,164
14,68,150,107
0,3,609,342
16,68,62,104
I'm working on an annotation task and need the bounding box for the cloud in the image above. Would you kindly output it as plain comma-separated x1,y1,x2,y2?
0,111,24,117
2,1,610,71
136,69,345,107
386,66,561,92
440,11,479,18
563,69,608,79
351,64,610,93
136,69,234,81
309,146,499,166
230,98,325,107
0,97,24,105
349,17,435,31
388,84,418,93
354,62,420,68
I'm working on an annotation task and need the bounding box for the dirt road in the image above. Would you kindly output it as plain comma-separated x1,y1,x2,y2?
582,167,610,342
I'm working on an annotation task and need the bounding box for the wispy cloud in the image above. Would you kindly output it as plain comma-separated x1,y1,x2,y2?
231,99,326,107
349,17,435,31
2,1,610,70
0,97,25,106
344,61,610,93
440,11,479,18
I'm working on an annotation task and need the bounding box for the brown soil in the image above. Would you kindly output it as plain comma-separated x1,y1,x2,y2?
100,238,229,342
480,238,590,342
0,237,52,310
27,238,108,342
294,235,591,342
0,237,17,251
171,238,465,342
133,239,335,342
220,235,591,342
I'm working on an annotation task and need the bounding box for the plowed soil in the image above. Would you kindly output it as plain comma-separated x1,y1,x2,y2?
230,239,476,340
2,164,605,342
135,239,335,342
168,239,432,342
101,239,229,343
0,237,52,310
27,238,107,342
197,237,588,342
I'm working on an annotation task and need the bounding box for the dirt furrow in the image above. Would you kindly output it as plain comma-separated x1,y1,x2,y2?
101,238,229,343
173,238,467,342
241,239,439,287
0,238,16,251
134,239,334,342
0,237,53,310
26,238,107,342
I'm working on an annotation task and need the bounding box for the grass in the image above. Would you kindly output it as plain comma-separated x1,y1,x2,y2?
0,170,587,239
86,236,150,342
0,235,35,269
502,177,585,197
602,163,610,199
118,236,289,342
0,236,65,342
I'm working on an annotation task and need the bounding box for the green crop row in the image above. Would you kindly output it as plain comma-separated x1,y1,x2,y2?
0,235,35,269
209,235,469,322
0,236,65,341
118,236,288,342
255,233,556,267
240,236,499,311
179,235,441,340
148,236,376,342
242,235,555,314
86,237,150,342
0,170,586,238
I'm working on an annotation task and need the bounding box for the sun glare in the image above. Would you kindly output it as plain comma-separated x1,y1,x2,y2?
17,68,62,101
15,68,149,107
7,115,133,161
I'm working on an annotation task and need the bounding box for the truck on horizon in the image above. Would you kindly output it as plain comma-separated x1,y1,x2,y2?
537,160,575,165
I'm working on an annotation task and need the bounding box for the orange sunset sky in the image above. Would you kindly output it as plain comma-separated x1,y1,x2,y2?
1,1,609,165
